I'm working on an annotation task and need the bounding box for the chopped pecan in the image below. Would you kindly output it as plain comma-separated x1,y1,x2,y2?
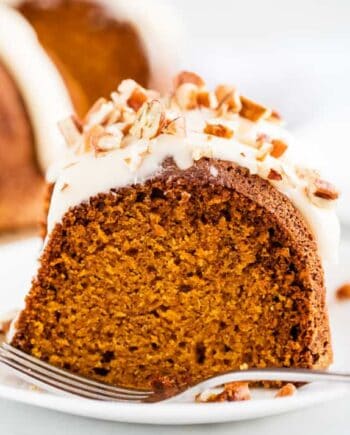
174,83,198,110
215,85,242,112
104,108,122,126
197,90,216,108
256,142,273,161
58,116,82,148
161,116,186,137
223,382,251,401
204,122,234,139
268,169,283,181
271,139,288,158
95,132,122,152
256,133,271,148
240,96,272,122
267,109,283,123
84,124,105,151
275,383,296,398
127,87,148,112
174,71,205,88
336,283,350,300
130,100,164,139
313,179,339,200
84,98,114,126
196,382,251,403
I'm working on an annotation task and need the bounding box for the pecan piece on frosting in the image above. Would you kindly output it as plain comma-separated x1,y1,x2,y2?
271,139,288,158
204,122,234,139
58,116,82,148
94,132,123,152
267,169,283,181
197,90,216,108
84,97,115,127
127,87,148,112
275,383,296,398
174,71,205,89
240,96,272,122
313,179,339,200
174,83,199,110
256,133,270,148
161,116,186,137
267,109,283,124
130,100,164,140
215,84,242,112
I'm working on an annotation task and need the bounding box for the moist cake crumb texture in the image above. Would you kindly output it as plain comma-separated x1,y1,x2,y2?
12,160,332,390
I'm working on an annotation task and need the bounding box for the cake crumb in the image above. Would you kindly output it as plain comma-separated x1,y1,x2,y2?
336,283,350,301
275,383,296,398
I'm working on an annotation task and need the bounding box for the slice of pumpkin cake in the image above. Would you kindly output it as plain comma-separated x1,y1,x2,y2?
10,72,339,390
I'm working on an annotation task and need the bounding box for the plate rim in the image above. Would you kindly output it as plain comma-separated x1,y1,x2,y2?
0,380,347,425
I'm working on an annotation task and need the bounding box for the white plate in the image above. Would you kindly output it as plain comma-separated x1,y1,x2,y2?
0,235,349,425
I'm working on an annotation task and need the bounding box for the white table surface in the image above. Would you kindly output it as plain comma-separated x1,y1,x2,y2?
0,393,349,435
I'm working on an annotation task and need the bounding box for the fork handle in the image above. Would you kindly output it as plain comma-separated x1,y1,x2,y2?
196,368,350,392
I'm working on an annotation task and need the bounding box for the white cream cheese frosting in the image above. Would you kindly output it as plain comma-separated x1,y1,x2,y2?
0,4,73,171
47,73,340,265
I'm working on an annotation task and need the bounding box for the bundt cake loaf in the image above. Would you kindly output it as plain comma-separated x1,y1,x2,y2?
10,73,339,391
0,5,72,230
5,0,178,116
0,0,178,231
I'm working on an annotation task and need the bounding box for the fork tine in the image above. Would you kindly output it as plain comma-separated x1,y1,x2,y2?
0,349,148,401
0,354,147,401
2,344,151,397
0,343,149,395
0,346,152,401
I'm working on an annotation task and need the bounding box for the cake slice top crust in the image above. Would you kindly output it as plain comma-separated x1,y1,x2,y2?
48,72,340,264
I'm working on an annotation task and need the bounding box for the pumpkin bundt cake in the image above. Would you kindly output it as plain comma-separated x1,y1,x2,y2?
0,0,177,231
10,73,340,391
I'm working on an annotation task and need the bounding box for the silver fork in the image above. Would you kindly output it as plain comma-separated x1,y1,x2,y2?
0,343,349,403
